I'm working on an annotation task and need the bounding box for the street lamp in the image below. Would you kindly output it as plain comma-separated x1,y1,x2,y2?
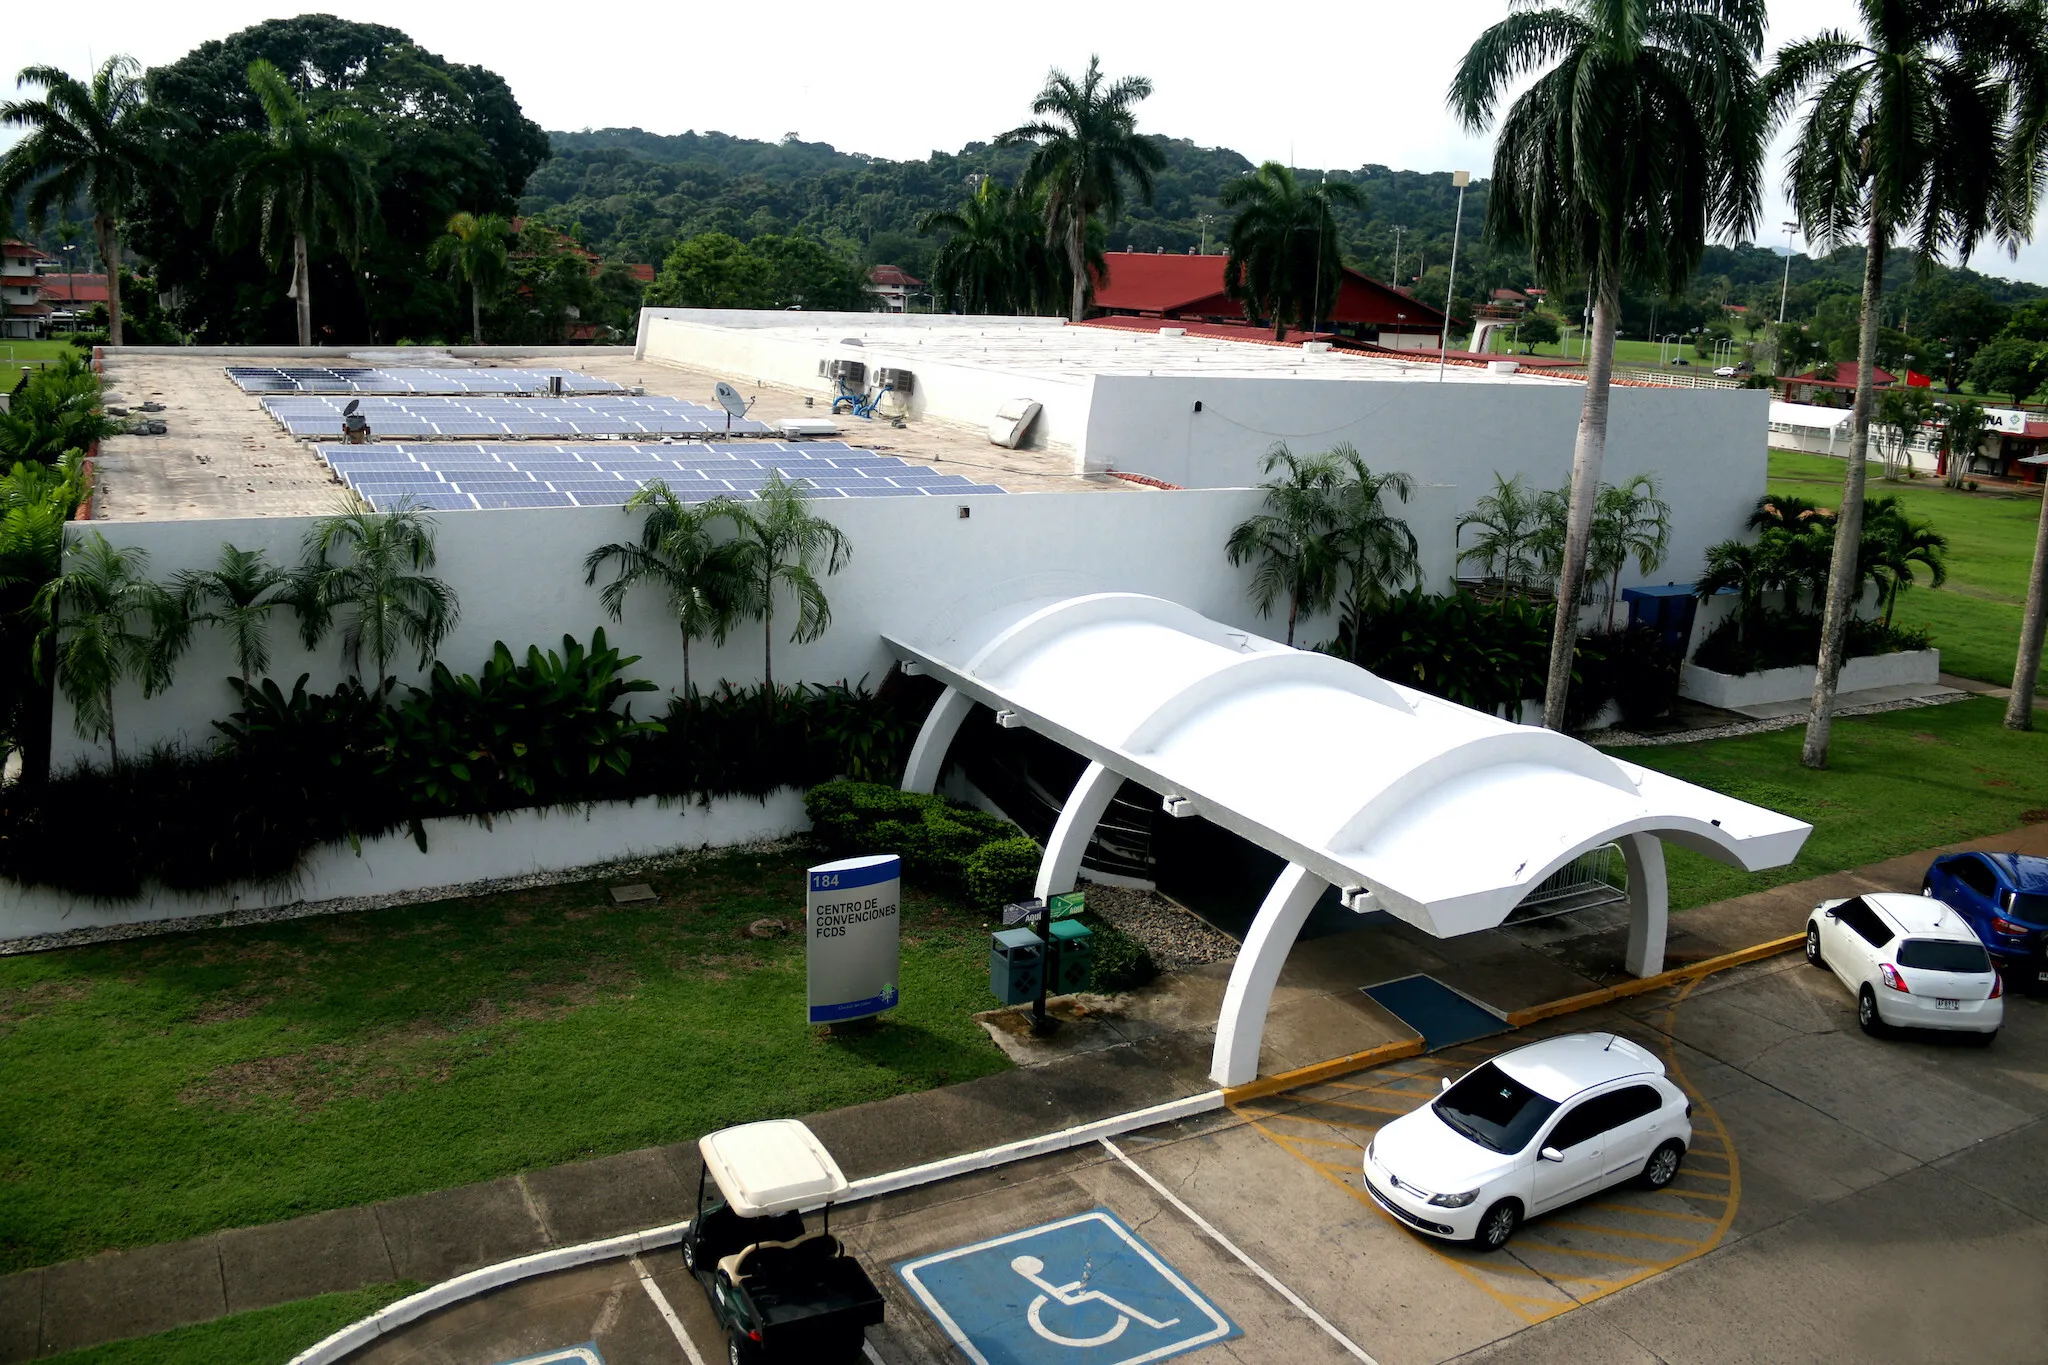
1198,214,1215,255
1776,221,1798,326
1438,170,1471,382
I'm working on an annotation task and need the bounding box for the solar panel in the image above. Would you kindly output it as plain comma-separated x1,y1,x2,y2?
565,488,635,506
839,485,929,498
471,491,575,509
362,491,479,511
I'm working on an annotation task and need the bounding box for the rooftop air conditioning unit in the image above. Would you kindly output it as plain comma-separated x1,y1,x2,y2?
1303,341,1332,354
876,367,915,395
1488,360,1521,375
988,398,1041,449
830,359,866,386
1159,327,1186,338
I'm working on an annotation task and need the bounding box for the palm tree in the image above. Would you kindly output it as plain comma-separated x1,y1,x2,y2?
427,211,512,344
172,545,297,687
919,180,1034,314
1697,537,1785,645
1767,0,2048,767
0,57,157,346
298,506,458,689
584,483,742,698
0,452,88,785
1590,475,1672,631
1221,163,1366,339
32,532,179,768
218,60,380,347
2011,490,2048,730
1323,445,1417,662
1224,445,1342,648
716,474,851,693
1861,497,1947,629
1940,399,1992,488
1453,0,1768,731
999,56,1166,323
1457,472,1543,594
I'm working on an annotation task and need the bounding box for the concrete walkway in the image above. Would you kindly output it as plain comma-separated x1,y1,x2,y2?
6,819,2047,1361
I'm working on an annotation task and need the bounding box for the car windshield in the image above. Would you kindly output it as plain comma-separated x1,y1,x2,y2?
1433,1062,1560,1155
1897,938,1990,974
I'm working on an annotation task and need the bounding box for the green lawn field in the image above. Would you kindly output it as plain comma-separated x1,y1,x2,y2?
40,1283,420,1365
1766,449,2044,689
0,338,85,367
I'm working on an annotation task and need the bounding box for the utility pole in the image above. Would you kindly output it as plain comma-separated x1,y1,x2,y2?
1390,225,1404,290
1198,214,1214,255
1438,171,1470,382
1777,221,1798,325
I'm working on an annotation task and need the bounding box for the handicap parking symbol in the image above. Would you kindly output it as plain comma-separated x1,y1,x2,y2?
895,1208,1239,1365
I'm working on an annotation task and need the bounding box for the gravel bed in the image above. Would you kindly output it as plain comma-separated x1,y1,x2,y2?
0,837,809,957
1584,688,1973,748
1078,881,1240,968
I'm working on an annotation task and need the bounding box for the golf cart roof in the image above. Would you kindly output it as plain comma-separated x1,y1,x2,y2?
699,1120,850,1217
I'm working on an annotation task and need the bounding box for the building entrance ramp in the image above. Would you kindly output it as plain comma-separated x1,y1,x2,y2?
1360,976,1506,1050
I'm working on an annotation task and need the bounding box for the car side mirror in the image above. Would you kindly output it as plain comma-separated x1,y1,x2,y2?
1539,1146,1564,1163
1441,1077,1452,1093
1822,908,1837,919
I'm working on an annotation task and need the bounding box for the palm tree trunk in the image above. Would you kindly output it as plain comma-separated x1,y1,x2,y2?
680,630,692,700
1541,280,1618,731
763,601,775,695
1066,217,1086,324
2007,484,2048,730
294,233,313,347
96,216,123,347
472,281,484,345
1349,565,1367,664
1801,222,1886,769
1286,592,1298,648
104,691,118,770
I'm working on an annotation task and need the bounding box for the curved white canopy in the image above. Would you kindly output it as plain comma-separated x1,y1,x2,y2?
887,592,1810,938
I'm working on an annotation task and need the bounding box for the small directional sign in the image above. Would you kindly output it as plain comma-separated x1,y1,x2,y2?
1048,891,1086,920
1002,898,1047,926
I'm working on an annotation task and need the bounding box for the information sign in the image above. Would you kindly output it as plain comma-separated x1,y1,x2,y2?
1048,891,1086,920
1002,898,1047,926
806,855,901,1024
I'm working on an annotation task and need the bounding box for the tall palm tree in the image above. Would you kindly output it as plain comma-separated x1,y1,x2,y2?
172,545,296,687
1457,472,1543,594
218,60,380,347
427,211,512,344
999,56,1166,322
1221,163,1366,339
1590,474,1672,631
584,482,742,698
716,474,851,693
297,506,458,689
32,532,179,768
918,179,1034,314
1324,445,1418,663
1861,496,1947,629
1696,537,1785,646
2012,489,2048,729
0,57,157,346
1453,0,1768,730
1224,445,1342,647
1767,0,2048,766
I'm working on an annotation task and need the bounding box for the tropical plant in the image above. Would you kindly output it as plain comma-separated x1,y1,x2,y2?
1939,399,1992,489
172,545,298,686
1220,162,1367,338
917,179,1055,315
1696,536,1785,644
1873,386,1936,480
1453,0,1768,730
1323,445,1418,662
426,210,511,344
0,57,157,346
998,56,1166,322
32,532,180,767
1589,475,1672,630
0,354,117,466
1224,444,1342,647
1861,497,1947,629
1766,0,2048,767
2012,490,2048,730
0,453,88,785
716,473,852,692
217,59,381,346
1457,472,1543,594
584,481,743,699
297,506,459,689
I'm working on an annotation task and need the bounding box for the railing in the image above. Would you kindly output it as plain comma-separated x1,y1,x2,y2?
1508,843,1627,922
1610,367,1745,390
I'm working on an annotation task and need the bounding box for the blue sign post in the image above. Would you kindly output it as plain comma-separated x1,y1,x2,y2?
895,1208,1238,1365
807,854,901,1024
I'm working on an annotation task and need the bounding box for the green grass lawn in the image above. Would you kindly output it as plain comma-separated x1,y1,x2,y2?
42,1282,420,1365
0,338,85,367
1492,335,1726,369
1766,448,2044,689
0,844,1008,1274
1623,696,2048,910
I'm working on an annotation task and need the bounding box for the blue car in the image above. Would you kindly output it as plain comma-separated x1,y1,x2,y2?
1923,853,2048,990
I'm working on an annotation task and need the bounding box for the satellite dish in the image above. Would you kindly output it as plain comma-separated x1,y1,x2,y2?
714,382,750,419
343,399,361,416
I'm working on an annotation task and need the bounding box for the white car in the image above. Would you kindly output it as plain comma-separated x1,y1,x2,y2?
1805,892,2003,1041
1362,1033,1692,1252
1713,365,1740,377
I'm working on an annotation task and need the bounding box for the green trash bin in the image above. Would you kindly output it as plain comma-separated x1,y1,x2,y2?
1049,919,1094,994
989,928,1045,1006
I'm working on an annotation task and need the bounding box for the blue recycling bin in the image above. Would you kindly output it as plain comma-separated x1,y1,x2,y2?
989,928,1045,1006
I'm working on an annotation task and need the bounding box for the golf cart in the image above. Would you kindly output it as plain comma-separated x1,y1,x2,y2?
681,1119,884,1364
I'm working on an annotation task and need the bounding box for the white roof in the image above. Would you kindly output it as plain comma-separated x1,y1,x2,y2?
1866,891,1979,941
1770,400,1852,430
698,1120,849,1216
1493,1033,1663,1101
888,593,1811,938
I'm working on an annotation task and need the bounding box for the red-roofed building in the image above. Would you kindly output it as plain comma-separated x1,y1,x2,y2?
3,240,52,339
1777,363,1897,403
866,264,923,313
1089,251,1446,349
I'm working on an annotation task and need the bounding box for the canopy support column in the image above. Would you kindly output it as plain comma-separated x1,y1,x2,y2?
1622,832,1668,978
1034,761,1120,902
1210,862,1329,1088
900,685,974,794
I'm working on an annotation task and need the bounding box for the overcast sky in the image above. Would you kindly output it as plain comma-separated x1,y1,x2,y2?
10,0,2048,284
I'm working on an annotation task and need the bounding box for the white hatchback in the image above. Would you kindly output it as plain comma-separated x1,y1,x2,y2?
1805,892,2003,1041
1362,1033,1692,1252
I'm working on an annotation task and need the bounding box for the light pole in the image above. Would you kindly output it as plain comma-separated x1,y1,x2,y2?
1776,220,1798,325
1438,170,1470,382
1390,224,1405,289
62,244,76,334
1198,214,1215,255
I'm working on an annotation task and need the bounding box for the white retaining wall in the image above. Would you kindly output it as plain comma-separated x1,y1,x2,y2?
1680,648,1941,709
0,788,809,944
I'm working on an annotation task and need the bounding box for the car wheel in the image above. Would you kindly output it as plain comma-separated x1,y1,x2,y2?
682,1238,696,1272
727,1336,753,1365
1805,924,1825,969
1858,986,1886,1037
1641,1140,1685,1190
1473,1199,1520,1253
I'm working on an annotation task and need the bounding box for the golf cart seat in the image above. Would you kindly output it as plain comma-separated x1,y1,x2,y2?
717,1232,844,1286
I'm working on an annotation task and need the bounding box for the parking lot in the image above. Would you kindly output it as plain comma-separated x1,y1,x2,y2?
354,952,2048,1365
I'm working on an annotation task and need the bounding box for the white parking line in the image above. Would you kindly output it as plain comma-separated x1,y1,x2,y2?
862,1340,888,1364
631,1256,707,1365
1099,1137,1381,1365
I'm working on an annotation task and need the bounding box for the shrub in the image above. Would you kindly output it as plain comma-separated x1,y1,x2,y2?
1082,914,1160,992
963,835,1042,912
803,780,1021,890
1692,609,1931,677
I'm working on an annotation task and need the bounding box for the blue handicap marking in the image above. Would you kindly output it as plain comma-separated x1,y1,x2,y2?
491,1346,603,1365
895,1207,1240,1365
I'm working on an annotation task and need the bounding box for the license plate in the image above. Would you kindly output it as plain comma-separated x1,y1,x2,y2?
2037,970,2048,983
1936,998,1960,1010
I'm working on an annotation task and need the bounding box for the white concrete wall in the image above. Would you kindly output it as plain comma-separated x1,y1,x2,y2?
0,788,809,944
1081,377,1766,598
1680,649,1940,708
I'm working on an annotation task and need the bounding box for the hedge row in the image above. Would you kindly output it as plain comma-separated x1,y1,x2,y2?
805,781,1039,912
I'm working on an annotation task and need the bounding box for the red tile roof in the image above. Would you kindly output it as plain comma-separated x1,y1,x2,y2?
1090,252,1446,331
628,263,655,284
39,273,108,304
868,264,923,288
1785,363,1896,387
2,240,51,260
3,301,54,316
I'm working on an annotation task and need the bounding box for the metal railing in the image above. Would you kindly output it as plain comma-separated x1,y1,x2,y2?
1509,843,1627,922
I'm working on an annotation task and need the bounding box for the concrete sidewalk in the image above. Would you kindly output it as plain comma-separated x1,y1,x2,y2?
6,817,2047,1361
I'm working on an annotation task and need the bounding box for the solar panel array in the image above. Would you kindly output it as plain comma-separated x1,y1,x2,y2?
228,365,624,395
263,394,774,439
311,441,1009,511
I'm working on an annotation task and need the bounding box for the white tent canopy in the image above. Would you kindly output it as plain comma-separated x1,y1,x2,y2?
1769,400,1852,430
888,593,1812,1087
